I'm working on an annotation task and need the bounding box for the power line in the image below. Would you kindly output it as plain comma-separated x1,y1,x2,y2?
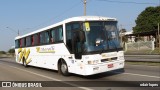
97,0,158,5
30,1,82,31
6,27,19,36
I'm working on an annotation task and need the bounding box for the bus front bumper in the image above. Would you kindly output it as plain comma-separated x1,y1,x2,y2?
83,60,125,76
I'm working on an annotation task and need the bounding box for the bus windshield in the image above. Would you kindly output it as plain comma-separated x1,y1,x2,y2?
83,21,122,53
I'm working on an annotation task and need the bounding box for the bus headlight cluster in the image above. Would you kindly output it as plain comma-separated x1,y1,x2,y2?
88,60,99,65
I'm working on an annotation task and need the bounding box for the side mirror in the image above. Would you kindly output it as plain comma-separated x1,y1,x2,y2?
73,30,85,59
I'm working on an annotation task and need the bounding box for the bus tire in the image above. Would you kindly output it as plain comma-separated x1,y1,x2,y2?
59,59,69,76
23,57,27,67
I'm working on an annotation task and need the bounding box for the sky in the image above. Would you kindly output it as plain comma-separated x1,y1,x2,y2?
0,0,159,51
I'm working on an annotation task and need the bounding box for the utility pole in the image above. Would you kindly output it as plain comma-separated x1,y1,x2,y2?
84,0,87,16
18,30,20,36
158,23,160,52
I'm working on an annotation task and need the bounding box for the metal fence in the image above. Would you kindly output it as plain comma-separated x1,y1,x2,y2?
125,41,155,51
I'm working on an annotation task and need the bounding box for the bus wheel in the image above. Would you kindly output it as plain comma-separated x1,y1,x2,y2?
23,58,27,67
59,60,69,76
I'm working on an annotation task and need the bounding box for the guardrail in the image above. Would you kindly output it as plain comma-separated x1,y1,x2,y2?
125,41,155,51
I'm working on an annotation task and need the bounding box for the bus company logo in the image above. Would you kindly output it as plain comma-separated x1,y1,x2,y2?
18,48,32,65
36,46,55,53
36,47,40,52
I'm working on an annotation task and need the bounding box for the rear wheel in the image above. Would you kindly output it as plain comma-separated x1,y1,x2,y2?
59,60,69,76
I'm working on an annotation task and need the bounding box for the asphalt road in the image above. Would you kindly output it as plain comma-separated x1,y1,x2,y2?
125,55,160,62
0,58,159,90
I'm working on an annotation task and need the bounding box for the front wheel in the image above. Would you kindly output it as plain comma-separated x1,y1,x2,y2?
59,60,69,76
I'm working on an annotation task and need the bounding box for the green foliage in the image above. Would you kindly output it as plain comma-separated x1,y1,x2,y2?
133,6,160,33
8,48,15,54
0,51,6,54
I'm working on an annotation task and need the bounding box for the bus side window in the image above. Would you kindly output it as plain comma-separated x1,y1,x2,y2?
26,36,31,46
45,31,50,44
57,26,63,41
33,34,39,45
50,29,55,43
15,40,20,48
49,25,63,43
31,35,34,45
20,39,22,47
40,32,45,44
21,38,26,47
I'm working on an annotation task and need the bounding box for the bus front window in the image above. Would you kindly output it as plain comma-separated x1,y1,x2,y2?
83,21,107,53
105,21,121,50
83,21,121,54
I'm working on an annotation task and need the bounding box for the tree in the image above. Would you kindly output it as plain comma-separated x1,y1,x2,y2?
0,51,6,54
133,6,160,33
8,48,15,54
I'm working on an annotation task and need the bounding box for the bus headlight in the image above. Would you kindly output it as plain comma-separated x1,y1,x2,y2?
88,60,99,65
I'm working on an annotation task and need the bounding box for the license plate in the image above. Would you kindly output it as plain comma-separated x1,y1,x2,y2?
108,64,113,68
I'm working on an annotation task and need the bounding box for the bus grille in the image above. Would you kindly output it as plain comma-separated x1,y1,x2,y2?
101,57,118,62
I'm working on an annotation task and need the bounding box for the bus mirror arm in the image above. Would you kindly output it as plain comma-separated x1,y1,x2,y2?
78,30,86,43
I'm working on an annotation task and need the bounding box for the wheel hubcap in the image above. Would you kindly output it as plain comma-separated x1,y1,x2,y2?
61,63,67,73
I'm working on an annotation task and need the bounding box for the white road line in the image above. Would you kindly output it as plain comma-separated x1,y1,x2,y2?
0,63,92,90
115,72,160,79
125,64,160,68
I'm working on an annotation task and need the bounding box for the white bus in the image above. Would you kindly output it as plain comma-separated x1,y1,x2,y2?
15,16,125,76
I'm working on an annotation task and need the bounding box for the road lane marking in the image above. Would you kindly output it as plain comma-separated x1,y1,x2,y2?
115,72,160,79
125,64,160,68
1,60,160,87
0,63,92,90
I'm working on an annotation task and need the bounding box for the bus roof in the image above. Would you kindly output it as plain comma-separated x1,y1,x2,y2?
15,16,117,40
